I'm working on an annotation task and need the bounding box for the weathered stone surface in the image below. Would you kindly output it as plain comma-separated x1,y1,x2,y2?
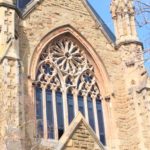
0,0,150,150
63,122,102,150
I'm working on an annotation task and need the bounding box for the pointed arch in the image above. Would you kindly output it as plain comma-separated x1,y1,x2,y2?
29,25,112,97
28,25,114,146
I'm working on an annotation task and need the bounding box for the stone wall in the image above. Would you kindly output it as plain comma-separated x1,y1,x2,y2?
19,1,119,149
0,1,24,149
0,58,23,150
19,0,116,78
0,0,149,149
18,0,148,149
136,84,150,149
63,122,103,150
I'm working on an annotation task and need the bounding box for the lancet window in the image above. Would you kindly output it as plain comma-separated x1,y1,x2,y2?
34,34,106,145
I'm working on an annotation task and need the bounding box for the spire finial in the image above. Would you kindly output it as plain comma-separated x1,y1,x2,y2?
110,0,139,44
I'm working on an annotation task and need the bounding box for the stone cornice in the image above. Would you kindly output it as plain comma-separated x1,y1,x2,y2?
115,40,143,50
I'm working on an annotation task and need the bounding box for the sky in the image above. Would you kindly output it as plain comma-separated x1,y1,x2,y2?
88,0,150,74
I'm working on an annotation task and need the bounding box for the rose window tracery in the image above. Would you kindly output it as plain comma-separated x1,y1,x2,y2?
51,38,86,74
40,36,87,75
34,34,106,145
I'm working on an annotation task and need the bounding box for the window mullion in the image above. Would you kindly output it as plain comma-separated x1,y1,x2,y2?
73,89,78,116
83,93,89,123
52,88,58,140
42,86,48,139
92,96,100,140
35,36,106,142
62,89,69,130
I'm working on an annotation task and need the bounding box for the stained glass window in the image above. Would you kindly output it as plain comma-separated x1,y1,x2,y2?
46,89,54,139
56,91,64,139
87,96,95,131
96,99,106,145
78,95,85,116
34,35,106,145
36,86,43,138
67,92,74,124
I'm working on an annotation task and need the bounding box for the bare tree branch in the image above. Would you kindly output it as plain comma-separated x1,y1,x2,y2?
134,0,150,27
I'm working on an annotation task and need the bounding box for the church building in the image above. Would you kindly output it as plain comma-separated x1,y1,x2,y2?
0,0,150,149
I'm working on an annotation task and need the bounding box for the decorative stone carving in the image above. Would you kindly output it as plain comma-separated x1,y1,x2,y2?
34,35,103,140
36,62,60,88
110,0,138,43
78,71,100,97
36,35,98,92
40,36,87,75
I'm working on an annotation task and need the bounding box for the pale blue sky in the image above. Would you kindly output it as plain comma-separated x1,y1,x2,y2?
88,0,150,74
88,0,113,32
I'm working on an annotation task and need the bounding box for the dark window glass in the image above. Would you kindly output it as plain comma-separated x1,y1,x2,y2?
46,89,54,139
78,95,85,116
18,0,31,9
56,91,64,139
67,93,74,124
36,87,43,138
96,100,106,145
87,96,95,131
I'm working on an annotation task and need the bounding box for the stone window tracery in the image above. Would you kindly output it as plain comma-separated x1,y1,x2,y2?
34,34,106,145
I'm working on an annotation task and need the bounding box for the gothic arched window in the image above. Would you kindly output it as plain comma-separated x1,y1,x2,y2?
34,34,106,145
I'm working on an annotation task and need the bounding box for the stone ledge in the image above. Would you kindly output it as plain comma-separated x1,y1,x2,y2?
115,39,143,50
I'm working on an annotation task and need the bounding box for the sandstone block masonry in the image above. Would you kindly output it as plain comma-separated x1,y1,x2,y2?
0,0,149,149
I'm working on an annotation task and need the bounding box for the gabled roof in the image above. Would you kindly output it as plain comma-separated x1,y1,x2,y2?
56,112,105,150
15,0,116,43
86,1,116,43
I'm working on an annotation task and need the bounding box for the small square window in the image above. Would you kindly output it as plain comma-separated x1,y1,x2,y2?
17,0,31,9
